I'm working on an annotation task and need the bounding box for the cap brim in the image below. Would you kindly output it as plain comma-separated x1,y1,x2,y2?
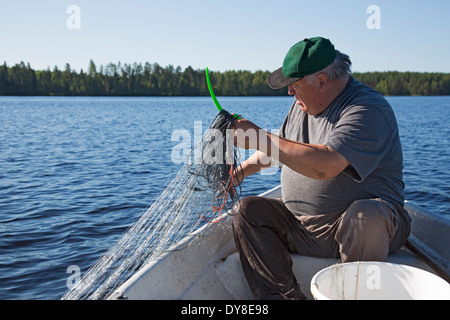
267,67,302,89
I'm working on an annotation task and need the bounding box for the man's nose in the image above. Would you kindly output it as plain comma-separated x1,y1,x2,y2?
287,85,294,95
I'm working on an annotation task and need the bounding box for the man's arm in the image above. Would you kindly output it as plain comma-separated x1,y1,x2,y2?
233,150,273,186
233,118,349,181
271,134,349,180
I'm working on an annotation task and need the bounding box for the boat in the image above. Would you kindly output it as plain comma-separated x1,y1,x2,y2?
107,185,450,300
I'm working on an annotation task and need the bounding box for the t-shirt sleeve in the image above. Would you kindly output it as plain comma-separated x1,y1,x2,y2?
325,103,394,182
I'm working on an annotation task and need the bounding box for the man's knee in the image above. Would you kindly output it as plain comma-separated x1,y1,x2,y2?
231,196,261,227
336,199,396,261
231,196,284,228
232,196,258,215
340,199,394,232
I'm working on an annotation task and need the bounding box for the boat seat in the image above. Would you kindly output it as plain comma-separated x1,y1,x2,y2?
215,246,435,300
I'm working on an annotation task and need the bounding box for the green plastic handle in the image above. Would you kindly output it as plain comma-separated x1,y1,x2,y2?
205,67,241,119
205,67,222,112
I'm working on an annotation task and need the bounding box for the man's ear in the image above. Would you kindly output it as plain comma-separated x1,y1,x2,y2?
317,73,328,92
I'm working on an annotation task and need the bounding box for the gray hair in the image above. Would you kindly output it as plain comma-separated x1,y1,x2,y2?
307,50,352,82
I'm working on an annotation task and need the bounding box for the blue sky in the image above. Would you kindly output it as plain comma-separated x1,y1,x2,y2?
1,0,449,73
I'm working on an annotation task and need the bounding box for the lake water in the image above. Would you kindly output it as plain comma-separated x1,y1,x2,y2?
0,95,449,300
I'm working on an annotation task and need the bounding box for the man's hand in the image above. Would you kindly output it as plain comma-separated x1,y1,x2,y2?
232,116,266,150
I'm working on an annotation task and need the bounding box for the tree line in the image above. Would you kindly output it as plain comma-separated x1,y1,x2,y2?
1,60,449,96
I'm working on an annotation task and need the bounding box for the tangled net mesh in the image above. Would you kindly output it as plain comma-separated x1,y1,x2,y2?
62,109,241,300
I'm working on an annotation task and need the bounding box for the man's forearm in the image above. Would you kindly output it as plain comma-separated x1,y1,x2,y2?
265,132,349,180
233,151,273,186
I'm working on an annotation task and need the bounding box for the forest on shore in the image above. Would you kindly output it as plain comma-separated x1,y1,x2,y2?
1,60,449,96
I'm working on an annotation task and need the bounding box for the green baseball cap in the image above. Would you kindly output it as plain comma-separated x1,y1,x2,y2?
268,37,336,89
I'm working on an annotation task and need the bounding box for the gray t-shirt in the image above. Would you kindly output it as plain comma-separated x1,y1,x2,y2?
279,76,404,216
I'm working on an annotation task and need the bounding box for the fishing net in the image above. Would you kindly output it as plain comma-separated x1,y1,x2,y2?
62,109,242,300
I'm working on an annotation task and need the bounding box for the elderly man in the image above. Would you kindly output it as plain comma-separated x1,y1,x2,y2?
230,37,411,300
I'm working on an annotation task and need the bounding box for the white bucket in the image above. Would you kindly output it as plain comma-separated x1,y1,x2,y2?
310,261,450,300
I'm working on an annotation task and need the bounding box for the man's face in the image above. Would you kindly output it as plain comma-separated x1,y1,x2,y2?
287,76,323,115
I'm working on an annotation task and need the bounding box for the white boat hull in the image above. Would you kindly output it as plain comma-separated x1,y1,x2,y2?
108,185,449,300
